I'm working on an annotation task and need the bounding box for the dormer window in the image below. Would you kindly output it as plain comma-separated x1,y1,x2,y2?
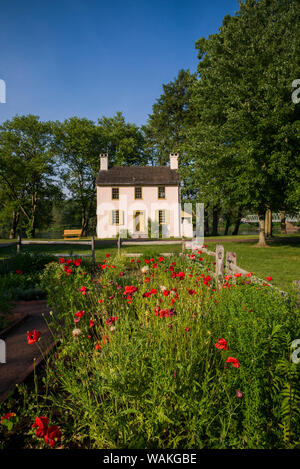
112,187,119,199
135,187,142,199
158,186,165,199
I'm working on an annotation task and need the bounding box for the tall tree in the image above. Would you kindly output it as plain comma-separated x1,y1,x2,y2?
0,115,59,238
142,69,197,165
183,0,300,245
98,112,147,166
53,117,101,236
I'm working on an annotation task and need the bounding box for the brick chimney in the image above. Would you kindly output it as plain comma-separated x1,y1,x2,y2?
100,153,108,170
170,153,179,170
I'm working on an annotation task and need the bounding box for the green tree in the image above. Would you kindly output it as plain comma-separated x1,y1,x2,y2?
98,111,147,166
142,69,197,165
0,115,60,238
183,0,300,245
53,117,101,236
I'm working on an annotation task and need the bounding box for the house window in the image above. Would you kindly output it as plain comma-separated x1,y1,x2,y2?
158,210,165,225
112,187,119,199
112,210,120,225
135,187,142,199
158,186,165,199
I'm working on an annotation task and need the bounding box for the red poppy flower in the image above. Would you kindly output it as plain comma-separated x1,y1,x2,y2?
105,254,110,258
177,271,185,279
105,316,118,325
162,290,170,296
215,338,229,351
143,291,151,297
266,276,272,281
158,256,164,262
234,273,242,278
185,327,191,332
78,286,89,295
59,257,65,264
150,288,157,294
226,357,240,368
74,310,85,322
188,289,196,295
152,263,158,269
123,285,138,295
27,330,41,345
130,259,135,263
236,390,243,398
32,416,49,437
1,412,16,424
73,258,82,266
44,425,61,447
16,270,23,275
89,320,95,327
144,277,150,283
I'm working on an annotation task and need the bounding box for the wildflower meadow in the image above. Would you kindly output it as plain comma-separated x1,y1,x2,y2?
0,250,299,449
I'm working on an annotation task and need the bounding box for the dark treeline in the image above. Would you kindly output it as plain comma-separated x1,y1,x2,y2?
0,0,299,244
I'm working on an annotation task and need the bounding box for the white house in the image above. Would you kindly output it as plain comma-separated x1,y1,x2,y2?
96,153,193,239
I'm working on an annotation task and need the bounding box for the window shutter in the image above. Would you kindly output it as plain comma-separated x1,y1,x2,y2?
109,211,112,225
165,210,170,225
119,210,124,225
155,210,159,223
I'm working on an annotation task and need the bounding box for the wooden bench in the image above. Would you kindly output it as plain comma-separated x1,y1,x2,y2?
63,229,82,240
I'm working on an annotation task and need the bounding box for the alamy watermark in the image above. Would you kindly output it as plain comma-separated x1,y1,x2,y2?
291,79,300,104
0,79,6,103
0,339,6,363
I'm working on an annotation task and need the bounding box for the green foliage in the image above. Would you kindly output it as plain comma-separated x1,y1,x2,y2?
142,69,196,165
0,115,62,238
1,252,299,449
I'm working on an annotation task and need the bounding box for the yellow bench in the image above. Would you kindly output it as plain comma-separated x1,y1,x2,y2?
63,229,82,240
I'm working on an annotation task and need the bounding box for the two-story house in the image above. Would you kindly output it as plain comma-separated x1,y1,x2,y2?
96,153,192,239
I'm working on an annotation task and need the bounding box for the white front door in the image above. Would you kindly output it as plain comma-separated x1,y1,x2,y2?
133,211,145,233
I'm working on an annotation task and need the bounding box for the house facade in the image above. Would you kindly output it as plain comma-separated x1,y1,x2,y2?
96,153,193,239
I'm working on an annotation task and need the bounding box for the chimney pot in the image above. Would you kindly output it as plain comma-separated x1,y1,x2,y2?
100,153,108,170
170,153,179,170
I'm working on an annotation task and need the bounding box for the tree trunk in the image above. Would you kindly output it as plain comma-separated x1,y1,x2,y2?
265,209,272,238
204,209,209,237
212,207,219,236
232,208,243,235
280,211,287,234
9,210,20,239
257,213,267,246
224,210,232,236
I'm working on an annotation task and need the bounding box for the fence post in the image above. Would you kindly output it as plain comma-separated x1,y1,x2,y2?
182,236,185,254
17,235,22,254
91,236,95,266
215,245,224,284
225,251,237,274
118,233,121,256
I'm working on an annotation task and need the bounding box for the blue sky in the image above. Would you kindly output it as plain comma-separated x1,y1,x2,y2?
0,0,239,127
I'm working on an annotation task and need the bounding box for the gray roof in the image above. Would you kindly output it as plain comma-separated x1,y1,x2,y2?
96,166,180,186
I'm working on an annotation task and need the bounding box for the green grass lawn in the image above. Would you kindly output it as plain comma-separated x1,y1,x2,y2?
206,235,300,291
0,234,299,291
